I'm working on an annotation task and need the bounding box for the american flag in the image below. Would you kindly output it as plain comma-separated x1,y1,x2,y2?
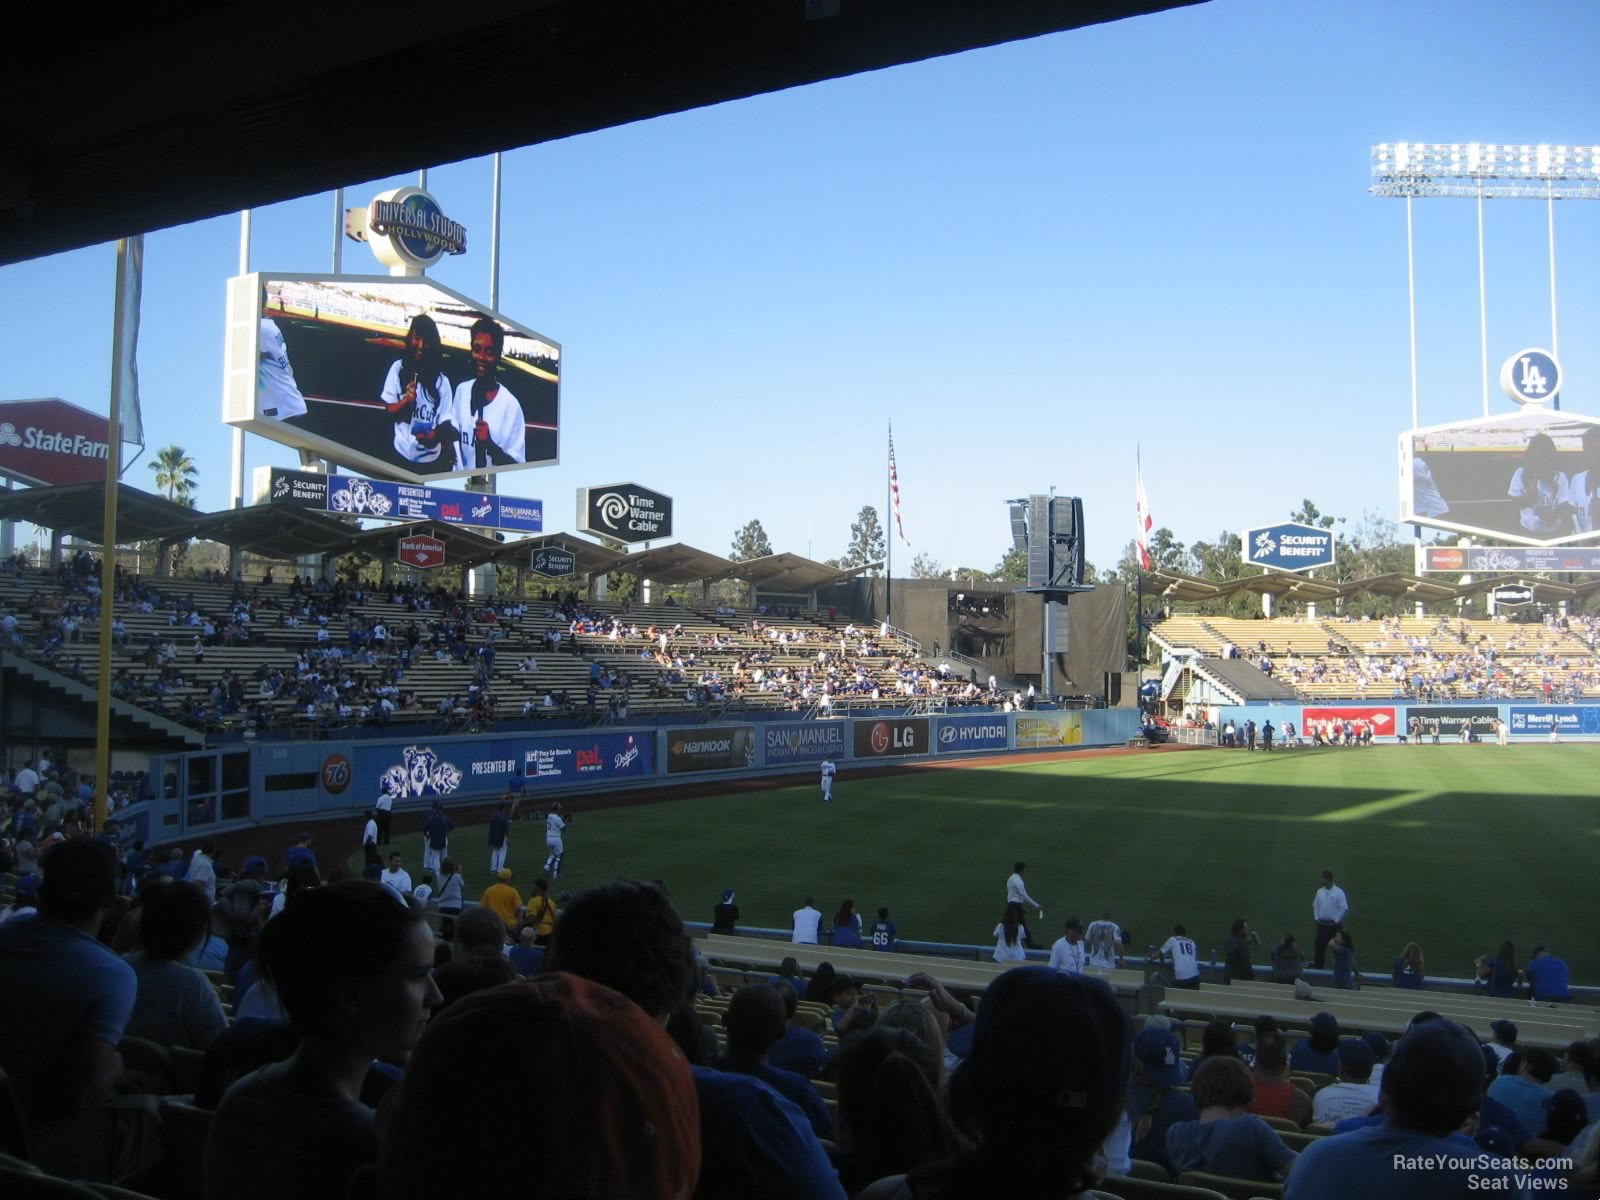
889,426,907,545
1135,463,1153,570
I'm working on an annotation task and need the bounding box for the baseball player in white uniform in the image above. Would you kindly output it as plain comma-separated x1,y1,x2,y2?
441,317,525,469
543,803,568,878
819,758,836,804
258,318,307,420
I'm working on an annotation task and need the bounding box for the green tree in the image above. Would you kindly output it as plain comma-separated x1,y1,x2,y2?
729,519,773,562
843,506,886,572
150,445,198,502
910,551,945,579
991,546,1028,583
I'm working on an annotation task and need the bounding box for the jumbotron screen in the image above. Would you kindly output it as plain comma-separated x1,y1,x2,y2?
1399,408,1600,547
224,273,559,483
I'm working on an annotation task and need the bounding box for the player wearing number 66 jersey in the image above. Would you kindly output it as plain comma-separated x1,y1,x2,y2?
819,759,836,804
869,907,897,951
542,804,567,879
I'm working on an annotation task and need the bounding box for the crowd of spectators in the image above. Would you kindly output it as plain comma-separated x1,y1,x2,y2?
3,813,1600,1198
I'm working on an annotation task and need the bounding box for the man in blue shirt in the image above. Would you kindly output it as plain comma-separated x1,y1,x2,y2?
767,981,827,1079
1285,1020,1524,1200
1525,946,1572,1002
0,839,160,1180
284,831,317,873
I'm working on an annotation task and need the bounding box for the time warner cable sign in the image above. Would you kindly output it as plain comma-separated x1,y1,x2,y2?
577,482,673,545
1241,522,1336,573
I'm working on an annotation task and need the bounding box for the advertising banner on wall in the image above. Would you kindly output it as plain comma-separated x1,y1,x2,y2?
666,726,757,774
935,715,1010,754
764,721,849,767
268,468,542,534
852,717,931,759
1421,545,1600,573
1404,706,1499,737
225,273,560,484
1301,706,1397,739
1015,712,1083,749
0,398,113,487
1508,706,1600,737
524,732,652,784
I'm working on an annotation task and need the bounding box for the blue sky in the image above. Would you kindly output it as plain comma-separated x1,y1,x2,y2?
1,0,1596,575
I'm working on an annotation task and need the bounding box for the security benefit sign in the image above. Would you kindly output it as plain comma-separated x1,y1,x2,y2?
523,732,652,783
530,546,576,578
764,721,848,767
852,718,930,759
1241,522,1336,573
577,482,673,545
666,726,757,774
1508,707,1600,737
1405,706,1499,738
1015,712,1083,749
935,715,1010,754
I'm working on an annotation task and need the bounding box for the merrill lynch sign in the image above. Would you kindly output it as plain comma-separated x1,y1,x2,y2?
1241,521,1336,573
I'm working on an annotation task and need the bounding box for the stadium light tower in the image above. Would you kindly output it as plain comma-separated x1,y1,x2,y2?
1371,142,1600,423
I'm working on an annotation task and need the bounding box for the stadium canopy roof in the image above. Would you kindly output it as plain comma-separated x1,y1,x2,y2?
185,504,374,561
617,543,737,585
345,520,505,567
485,533,630,578
3,1,1203,264
1343,572,1462,604
709,552,880,592
1146,570,1341,604
0,481,200,545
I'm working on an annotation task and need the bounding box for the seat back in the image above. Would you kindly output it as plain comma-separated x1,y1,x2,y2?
1098,1178,1229,1200
157,1100,213,1200
1177,1171,1284,1200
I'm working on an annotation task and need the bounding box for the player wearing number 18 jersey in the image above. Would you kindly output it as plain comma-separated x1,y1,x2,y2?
1159,924,1201,989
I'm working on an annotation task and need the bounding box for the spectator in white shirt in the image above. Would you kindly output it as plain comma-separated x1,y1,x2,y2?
1311,1040,1381,1124
186,840,218,904
792,897,822,945
380,853,413,896
1312,870,1350,968
1048,918,1088,974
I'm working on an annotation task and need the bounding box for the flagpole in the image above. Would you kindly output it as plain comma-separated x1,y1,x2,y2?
885,423,892,630
95,240,132,833
1135,446,1144,672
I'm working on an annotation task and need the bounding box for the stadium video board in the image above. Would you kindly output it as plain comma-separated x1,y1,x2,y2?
1400,408,1600,547
224,273,559,484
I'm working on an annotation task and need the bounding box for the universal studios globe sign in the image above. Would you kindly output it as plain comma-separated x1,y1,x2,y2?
346,186,467,274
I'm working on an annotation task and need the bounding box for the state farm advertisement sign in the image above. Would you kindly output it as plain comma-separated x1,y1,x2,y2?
0,399,112,487
397,535,446,569
1301,706,1396,738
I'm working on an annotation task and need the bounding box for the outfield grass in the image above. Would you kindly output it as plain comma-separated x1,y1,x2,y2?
352,744,1600,986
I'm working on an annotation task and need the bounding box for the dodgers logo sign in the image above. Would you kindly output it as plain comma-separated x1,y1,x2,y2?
1500,348,1561,407
1241,521,1336,573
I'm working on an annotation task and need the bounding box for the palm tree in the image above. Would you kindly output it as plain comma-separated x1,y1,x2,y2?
150,445,198,503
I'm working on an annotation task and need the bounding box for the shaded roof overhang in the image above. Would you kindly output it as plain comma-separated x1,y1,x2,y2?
616,543,736,585
714,552,881,592
486,533,630,577
0,481,201,544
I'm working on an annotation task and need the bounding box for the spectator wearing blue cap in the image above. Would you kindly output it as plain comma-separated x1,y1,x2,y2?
1126,1026,1197,1172
1289,1012,1342,1076
1285,1020,1523,1200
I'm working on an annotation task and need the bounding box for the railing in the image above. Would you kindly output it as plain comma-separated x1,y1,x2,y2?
1169,725,1219,747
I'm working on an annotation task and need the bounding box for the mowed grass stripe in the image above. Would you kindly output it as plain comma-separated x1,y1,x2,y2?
349,745,1600,984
